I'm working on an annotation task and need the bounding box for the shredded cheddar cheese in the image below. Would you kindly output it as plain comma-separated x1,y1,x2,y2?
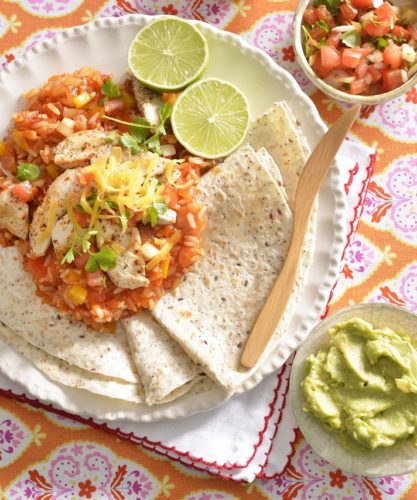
146,230,182,270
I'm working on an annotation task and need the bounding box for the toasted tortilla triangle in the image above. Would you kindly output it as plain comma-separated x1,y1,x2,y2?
0,246,139,383
152,143,295,392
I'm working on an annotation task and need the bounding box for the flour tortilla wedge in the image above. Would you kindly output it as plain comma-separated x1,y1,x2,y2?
123,311,202,405
0,246,139,383
0,322,144,403
152,144,295,392
248,101,310,210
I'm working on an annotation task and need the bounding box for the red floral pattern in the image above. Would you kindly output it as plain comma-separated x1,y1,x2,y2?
329,469,348,489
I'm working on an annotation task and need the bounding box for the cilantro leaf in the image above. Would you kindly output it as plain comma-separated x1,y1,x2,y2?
86,247,117,273
101,79,121,99
120,132,142,155
157,103,173,135
104,115,152,130
145,133,162,155
341,30,361,49
315,19,330,34
104,131,118,143
302,25,311,58
60,228,97,265
61,247,75,265
317,37,327,49
85,255,99,273
129,117,151,143
148,206,159,227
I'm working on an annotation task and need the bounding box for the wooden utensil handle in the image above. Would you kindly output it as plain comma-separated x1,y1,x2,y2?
240,210,307,368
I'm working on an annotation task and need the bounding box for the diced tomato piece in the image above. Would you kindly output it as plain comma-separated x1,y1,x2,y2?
103,98,125,116
407,24,417,41
163,184,179,209
340,3,358,21
375,2,396,21
356,46,373,57
314,54,329,78
342,48,363,68
391,25,411,42
382,69,405,91
74,252,90,270
321,45,342,70
77,171,95,185
326,31,341,48
309,26,328,41
303,7,317,26
383,43,402,69
355,59,369,79
26,257,47,280
368,66,383,83
86,270,104,287
363,19,390,37
11,181,32,203
349,78,368,95
74,209,90,227
315,5,336,28
350,0,373,8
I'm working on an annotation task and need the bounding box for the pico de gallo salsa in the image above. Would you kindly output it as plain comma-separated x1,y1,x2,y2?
302,0,417,95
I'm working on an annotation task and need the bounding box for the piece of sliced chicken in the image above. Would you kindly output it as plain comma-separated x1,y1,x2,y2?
132,78,162,127
99,220,149,289
54,130,117,169
30,169,84,257
51,214,74,258
0,187,29,239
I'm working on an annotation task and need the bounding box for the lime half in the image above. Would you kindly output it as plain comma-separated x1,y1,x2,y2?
128,18,209,92
171,78,250,159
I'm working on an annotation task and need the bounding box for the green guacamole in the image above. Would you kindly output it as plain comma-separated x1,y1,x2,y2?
302,317,417,454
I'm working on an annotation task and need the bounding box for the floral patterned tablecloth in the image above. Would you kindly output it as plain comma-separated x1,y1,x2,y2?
0,1,417,498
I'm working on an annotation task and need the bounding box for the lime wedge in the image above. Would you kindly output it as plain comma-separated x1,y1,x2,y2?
171,78,250,159
128,18,209,92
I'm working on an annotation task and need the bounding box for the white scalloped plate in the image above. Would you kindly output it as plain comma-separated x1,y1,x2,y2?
0,15,346,422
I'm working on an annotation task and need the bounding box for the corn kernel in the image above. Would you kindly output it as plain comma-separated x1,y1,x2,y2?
68,285,87,305
46,163,60,179
73,91,94,109
0,141,7,155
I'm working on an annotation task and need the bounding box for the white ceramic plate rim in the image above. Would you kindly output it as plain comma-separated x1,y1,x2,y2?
0,14,346,422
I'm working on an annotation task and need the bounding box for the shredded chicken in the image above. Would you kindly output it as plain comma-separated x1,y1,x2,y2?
0,187,29,239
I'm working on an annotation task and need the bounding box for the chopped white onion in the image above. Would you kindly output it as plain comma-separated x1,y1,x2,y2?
401,69,408,83
374,62,386,70
331,25,355,33
367,50,383,63
360,11,375,23
161,144,176,157
140,242,159,261
364,73,373,85
402,44,417,64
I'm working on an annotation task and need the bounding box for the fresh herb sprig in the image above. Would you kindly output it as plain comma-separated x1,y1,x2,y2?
61,228,98,265
104,102,173,156
85,247,117,273
100,79,121,105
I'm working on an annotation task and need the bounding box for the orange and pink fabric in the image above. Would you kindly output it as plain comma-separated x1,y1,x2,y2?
0,1,416,498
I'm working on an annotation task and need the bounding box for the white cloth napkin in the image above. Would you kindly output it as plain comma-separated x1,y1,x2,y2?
0,140,375,483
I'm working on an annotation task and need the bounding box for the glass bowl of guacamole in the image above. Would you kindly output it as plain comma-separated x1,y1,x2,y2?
290,303,417,476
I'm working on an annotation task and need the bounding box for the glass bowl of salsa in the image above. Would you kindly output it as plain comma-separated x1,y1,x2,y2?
293,0,417,104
